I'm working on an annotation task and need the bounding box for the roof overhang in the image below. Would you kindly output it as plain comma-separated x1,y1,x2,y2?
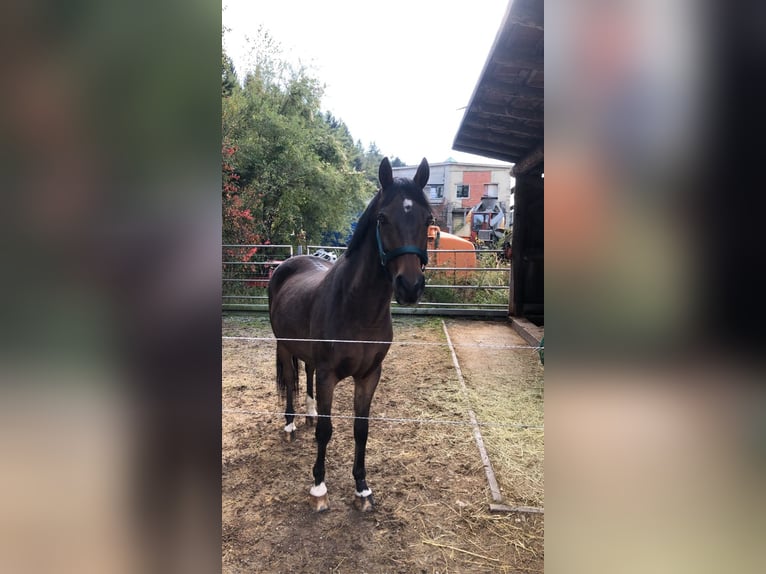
452,0,544,176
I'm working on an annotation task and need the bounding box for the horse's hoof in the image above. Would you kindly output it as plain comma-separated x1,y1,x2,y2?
283,422,296,442
353,494,375,512
310,482,329,512
311,494,329,512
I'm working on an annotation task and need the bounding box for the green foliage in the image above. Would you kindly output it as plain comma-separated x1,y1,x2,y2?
221,32,386,246
354,141,385,187
221,52,238,97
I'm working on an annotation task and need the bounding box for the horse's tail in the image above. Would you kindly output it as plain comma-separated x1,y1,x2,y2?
275,350,300,401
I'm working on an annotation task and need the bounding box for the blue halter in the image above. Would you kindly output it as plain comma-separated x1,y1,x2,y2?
376,220,429,268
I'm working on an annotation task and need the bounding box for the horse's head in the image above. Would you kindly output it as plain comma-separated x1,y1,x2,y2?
375,157,432,306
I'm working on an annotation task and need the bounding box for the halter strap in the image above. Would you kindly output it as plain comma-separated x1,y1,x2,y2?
376,221,429,268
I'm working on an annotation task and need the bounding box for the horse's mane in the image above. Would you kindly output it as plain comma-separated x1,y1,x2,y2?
345,178,431,258
344,192,380,257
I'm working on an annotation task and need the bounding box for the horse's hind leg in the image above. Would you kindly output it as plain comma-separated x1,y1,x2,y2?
310,369,337,512
305,363,318,427
276,344,298,442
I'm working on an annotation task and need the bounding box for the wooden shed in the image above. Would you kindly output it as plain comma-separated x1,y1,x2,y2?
453,0,543,326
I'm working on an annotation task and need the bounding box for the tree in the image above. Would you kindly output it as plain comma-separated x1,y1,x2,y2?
221,53,238,98
222,143,263,249
355,142,384,187
221,35,376,248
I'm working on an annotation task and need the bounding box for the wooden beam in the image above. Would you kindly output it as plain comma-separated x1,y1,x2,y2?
512,145,544,176
509,14,544,32
509,175,531,316
508,261,516,316
510,317,544,348
454,133,531,151
489,503,544,514
459,128,539,146
480,81,544,99
471,103,544,122
492,53,544,70
462,122,544,140
452,146,516,164
508,0,544,31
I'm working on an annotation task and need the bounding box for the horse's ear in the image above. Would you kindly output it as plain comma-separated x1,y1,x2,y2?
413,158,429,189
378,157,393,191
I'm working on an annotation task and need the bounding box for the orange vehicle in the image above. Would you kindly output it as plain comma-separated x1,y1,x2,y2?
427,225,476,272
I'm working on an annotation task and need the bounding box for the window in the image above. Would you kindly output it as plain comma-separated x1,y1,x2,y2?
425,184,443,200
456,184,470,198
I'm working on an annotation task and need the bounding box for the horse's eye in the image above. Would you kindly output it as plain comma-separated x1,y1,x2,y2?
377,213,388,225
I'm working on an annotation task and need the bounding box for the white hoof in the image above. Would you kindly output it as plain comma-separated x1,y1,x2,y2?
310,482,329,512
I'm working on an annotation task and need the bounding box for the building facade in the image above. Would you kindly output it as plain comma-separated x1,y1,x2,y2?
392,160,513,235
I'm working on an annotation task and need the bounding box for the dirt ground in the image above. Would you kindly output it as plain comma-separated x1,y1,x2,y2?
223,314,544,573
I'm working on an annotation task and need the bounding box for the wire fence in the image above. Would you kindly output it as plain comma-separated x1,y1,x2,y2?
222,409,543,430
222,335,542,352
222,324,544,430
222,315,544,512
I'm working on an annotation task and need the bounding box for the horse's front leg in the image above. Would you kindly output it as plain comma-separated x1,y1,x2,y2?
352,366,381,512
310,369,336,512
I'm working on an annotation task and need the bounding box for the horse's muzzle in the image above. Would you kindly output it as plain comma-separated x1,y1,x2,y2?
394,274,425,306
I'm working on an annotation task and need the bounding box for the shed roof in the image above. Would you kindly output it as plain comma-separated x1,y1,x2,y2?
452,0,543,175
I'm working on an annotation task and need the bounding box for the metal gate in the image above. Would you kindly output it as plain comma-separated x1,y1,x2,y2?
222,244,509,317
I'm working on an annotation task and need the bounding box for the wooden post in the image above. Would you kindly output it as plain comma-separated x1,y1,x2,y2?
511,145,544,177
508,173,544,319
509,176,527,316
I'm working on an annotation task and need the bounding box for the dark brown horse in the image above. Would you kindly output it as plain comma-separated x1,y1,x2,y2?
268,157,432,512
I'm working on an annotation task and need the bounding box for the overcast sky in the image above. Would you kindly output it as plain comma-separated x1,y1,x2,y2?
222,0,512,167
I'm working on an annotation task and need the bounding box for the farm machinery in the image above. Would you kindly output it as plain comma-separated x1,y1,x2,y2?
464,187,511,249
